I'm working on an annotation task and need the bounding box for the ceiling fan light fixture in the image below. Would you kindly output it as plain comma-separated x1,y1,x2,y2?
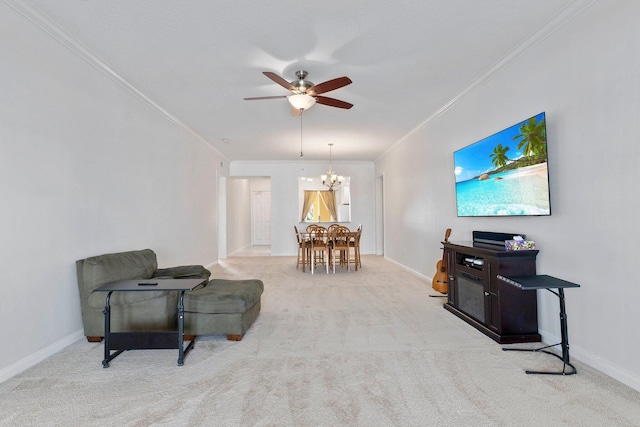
245,70,352,113
288,94,316,111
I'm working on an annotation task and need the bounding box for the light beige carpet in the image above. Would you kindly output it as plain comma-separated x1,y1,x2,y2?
1,255,639,426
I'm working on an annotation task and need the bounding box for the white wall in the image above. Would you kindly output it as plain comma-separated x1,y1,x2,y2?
0,2,225,380
376,0,640,391
226,178,252,256
230,161,375,256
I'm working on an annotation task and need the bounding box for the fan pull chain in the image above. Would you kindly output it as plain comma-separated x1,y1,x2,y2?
299,109,304,157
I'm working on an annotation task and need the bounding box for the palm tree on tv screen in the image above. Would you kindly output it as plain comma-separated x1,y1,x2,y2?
513,116,547,161
490,143,510,169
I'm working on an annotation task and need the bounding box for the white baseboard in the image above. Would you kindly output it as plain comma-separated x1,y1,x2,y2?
0,329,85,384
204,260,219,271
383,255,431,283
538,329,640,392
227,245,250,258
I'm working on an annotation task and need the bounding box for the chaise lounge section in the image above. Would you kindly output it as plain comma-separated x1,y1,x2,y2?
184,279,264,341
76,249,264,342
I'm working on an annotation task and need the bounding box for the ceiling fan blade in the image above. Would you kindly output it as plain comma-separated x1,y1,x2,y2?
263,71,295,91
243,95,288,101
315,96,353,109
291,106,302,116
307,76,352,95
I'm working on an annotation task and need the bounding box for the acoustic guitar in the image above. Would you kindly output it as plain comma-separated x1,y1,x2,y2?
432,228,452,294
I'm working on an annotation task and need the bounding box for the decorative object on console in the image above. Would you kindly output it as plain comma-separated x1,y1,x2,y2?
505,236,536,251
453,112,550,217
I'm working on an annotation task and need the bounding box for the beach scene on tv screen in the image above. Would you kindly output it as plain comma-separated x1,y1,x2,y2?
454,112,550,217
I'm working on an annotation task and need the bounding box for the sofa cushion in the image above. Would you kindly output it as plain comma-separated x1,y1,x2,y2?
184,279,263,314
153,265,211,280
80,249,157,295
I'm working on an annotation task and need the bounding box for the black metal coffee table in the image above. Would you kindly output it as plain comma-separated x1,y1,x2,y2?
95,278,206,368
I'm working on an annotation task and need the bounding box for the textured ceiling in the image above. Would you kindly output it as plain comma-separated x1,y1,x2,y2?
20,0,576,161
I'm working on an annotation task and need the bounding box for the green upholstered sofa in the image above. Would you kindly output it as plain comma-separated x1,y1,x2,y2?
76,249,211,341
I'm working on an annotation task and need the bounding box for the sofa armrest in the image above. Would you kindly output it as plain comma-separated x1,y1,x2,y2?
153,265,211,281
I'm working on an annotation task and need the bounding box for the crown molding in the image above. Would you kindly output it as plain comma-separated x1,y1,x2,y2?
376,0,598,163
2,0,227,160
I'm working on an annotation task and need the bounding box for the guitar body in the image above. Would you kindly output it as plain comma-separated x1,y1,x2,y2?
432,228,452,294
432,260,448,293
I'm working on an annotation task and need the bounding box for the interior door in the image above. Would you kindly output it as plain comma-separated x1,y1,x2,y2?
252,191,271,245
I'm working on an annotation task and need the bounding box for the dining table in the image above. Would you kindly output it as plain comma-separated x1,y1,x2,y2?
297,228,360,273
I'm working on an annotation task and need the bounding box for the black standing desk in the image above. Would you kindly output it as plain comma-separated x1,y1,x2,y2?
497,274,580,375
95,278,206,368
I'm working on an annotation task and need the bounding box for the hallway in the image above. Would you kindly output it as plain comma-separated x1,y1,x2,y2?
231,245,271,257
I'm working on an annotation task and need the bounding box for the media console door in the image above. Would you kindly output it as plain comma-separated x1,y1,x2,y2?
443,242,540,344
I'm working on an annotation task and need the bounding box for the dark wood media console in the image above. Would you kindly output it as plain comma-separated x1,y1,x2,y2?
443,239,541,344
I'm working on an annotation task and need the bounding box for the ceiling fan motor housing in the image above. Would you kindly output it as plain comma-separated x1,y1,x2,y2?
291,70,314,94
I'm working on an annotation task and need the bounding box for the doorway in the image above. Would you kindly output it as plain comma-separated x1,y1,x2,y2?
376,174,384,255
251,190,271,246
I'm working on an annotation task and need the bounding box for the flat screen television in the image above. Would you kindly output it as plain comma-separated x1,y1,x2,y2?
454,112,550,217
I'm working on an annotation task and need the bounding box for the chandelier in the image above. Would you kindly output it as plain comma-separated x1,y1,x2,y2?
321,143,344,191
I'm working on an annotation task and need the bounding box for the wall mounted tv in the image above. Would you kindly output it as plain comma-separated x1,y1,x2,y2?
454,112,550,217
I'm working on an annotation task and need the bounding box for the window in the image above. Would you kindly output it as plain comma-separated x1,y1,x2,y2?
299,177,351,223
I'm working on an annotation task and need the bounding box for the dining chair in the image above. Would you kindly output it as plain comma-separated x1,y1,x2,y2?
348,225,362,271
330,227,351,273
307,224,328,265
327,224,341,233
306,224,320,233
310,226,330,274
294,225,311,271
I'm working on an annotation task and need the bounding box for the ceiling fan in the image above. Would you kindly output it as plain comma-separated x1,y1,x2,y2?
244,70,353,115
